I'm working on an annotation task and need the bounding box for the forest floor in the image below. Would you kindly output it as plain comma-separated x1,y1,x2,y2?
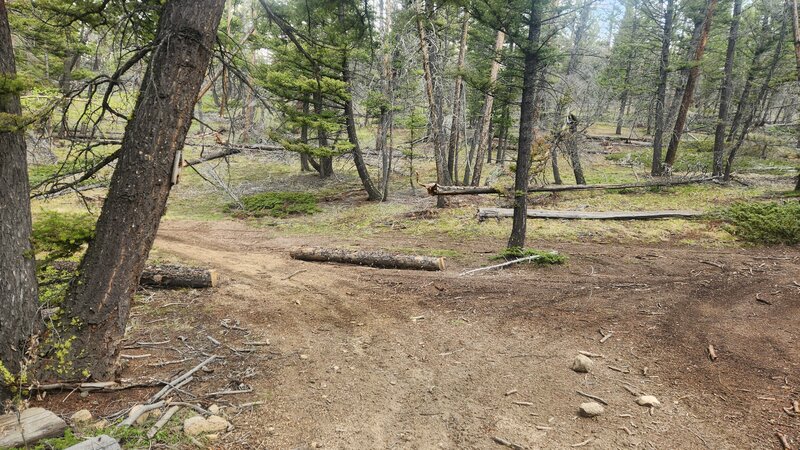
34,218,800,449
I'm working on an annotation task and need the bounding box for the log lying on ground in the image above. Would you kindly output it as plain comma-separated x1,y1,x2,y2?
425,176,719,196
478,208,703,221
0,408,67,448
52,261,218,288
290,247,445,271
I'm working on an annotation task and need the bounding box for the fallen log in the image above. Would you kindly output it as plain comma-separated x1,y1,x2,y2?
65,434,121,450
0,407,67,447
51,261,218,289
290,247,445,271
426,176,719,196
478,208,703,221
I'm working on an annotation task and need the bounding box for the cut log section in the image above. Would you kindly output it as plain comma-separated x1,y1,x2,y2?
0,407,67,448
290,247,445,271
478,208,703,221
51,261,218,288
426,177,719,196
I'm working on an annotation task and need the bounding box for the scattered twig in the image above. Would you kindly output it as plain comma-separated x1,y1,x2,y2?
148,356,216,404
577,390,608,405
148,358,191,367
238,401,265,409
492,436,525,450
600,329,613,344
608,365,630,374
207,335,221,346
578,351,604,358
505,389,518,396
571,437,594,447
282,269,307,280
622,385,640,396
776,432,791,450
120,353,152,359
206,388,253,397
793,400,799,414
707,345,717,361
460,255,544,277
166,401,211,416
755,293,772,305
118,401,165,427
700,260,725,269
512,401,534,406
146,405,180,438
619,426,633,435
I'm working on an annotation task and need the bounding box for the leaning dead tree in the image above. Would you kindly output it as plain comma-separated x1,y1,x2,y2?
424,176,719,196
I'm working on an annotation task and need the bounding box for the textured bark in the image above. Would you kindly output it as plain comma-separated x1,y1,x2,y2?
415,0,451,195
790,0,800,189
0,408,67,447
447,14,469,182
300,100,312,172
508,0,544,249
711,0,742,176
470,30,505,186
0,1,39,411
290,247,445,271
564,117,586,184
342,52,382,201
61,0,225,380
663,0,718,173
651,0,675,175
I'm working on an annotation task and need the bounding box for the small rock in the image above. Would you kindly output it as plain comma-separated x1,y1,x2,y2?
636,395,661,407
91,420,109,430
206,434,219,442
206,415,232,432
208,404,220,415
79,391,89,398
70,409,93,423
579,402,604,417
300,354,309,360
571,354,594,373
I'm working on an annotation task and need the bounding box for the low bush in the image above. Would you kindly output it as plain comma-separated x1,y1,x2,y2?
32,211,96,261
492,247,567,265
721,202,800,245
230,191,320,218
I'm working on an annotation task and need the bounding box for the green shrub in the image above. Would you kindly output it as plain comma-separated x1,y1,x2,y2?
492,247,567,265
32,211,96,261
721,202,800,245
230,192,320,218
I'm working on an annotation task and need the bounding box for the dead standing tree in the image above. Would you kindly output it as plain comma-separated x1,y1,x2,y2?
60,0,226,380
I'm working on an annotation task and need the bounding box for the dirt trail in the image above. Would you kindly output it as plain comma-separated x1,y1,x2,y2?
129,220,798,449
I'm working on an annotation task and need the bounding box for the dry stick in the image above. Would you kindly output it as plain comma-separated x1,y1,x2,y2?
571,438,594,447
600,330,613,343
460,255,543,277
755,293,772,305
577,390,609,405
148,358,191,368
578,351,604,358
166,402,211,416
700,260,725,269
512,401,534,406
146,405,181,438
776,432,791,450
206,388,253,397
492,436,525,450
118,401,165,427
707,345,718,361
148,356,216,404
793,400,800,414
282,269,307,280
238,401,265,409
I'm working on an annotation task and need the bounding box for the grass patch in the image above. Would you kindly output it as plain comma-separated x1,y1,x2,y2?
492,247,567,265
720,202,800,245
230,192,320,218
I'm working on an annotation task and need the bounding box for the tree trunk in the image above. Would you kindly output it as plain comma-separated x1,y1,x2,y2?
663,0,718,174
0,1,39,411
61,0,225,380
290,247,445,271
564,116,586,184
300,101,312,172
415,0,451,201
711,0,742,176
789,0,800,190
448,14,469,183
725,17,786,180
651,0,675,175
342,52,382,201
470,30,505,186
508,0,544,249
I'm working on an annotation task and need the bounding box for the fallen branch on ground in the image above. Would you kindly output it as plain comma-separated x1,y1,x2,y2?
290,247,445,271
478,208,703,221
426,176,719,196
51,261,218,289
459,254,549,276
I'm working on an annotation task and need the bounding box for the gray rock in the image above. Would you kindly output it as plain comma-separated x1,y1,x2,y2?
184,415,231,436
571,354,594,373
579,402,604,417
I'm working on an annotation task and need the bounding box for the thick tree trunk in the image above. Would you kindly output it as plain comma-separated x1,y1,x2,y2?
663,0,718,174
61,0,225,380
342,52,382,201
0,2,39,411
415,0,451,200
508,0,544,249
448,14,469,182
290,247,445,271
712,0,742,176
564,117,586,184
470,30,505,186
789,0,800,189
651,0,675,175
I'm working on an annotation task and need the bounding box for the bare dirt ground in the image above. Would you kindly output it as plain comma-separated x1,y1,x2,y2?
37,218,799,449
